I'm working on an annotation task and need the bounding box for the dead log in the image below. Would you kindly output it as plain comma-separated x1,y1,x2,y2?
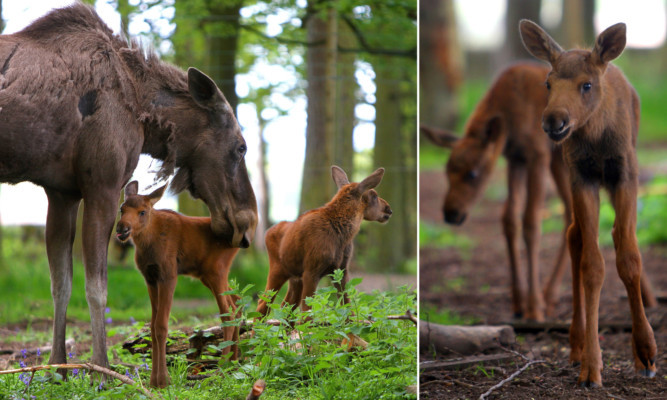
420,322,515,355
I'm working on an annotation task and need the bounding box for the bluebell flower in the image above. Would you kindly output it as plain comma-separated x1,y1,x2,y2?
72,368,79,377
129,316,136,325
105,317,112,324
105,307,111,314
36,348,41,357
68,351,75,359
20,349,27,358
19,373,30,385
19,360,26,368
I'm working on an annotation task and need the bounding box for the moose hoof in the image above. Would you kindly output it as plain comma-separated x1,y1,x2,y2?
578,380,600,388
639,369,656,378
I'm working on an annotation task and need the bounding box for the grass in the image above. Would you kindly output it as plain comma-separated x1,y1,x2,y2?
419,303,479,326
419,219,474,252
0,271,417,399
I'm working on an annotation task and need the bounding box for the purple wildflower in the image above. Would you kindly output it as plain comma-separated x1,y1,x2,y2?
129,316,136,325
21,349,27,358
36,348,41,357
19,373,30,385
68,351,75,359
105,307,111,314
72,368,79,377
19,360,26,368
105,317,113,324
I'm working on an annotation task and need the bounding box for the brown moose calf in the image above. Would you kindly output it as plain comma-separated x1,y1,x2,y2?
116,181,241,388
256,166,392,317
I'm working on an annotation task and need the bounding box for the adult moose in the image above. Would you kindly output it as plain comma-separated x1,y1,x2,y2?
0,3,257,376
520,20,656,386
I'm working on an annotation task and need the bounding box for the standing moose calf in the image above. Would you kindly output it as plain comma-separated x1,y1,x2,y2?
256,166,392,316
520,20,657,386
117,181,242,388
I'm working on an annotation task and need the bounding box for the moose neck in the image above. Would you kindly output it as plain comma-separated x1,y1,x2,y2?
322,192,364,240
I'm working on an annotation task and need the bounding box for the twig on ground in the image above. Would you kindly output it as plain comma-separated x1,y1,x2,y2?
0,363,156,399
478,359,546,400
387,310,417,326
246,379,266,400
498,344,530,362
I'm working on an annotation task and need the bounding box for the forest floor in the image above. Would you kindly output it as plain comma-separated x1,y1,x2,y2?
419,166,667,400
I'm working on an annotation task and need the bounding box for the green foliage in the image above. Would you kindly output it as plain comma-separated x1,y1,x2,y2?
419,303,479,326
0,271,417,399
419,219,474,252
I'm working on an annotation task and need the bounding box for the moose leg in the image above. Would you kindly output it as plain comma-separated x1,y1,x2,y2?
44,189,81,373
299,269,321,312
567,219,585,366
502,163,527,318
151,278,177,388
543,151,572,317
146,284,159,383
81,192,118,373
283,278,303,311
570,187,604,387
611,185,657,377
332,244,353,305
523,160,548,321
256,267,289,317
201,273,239,360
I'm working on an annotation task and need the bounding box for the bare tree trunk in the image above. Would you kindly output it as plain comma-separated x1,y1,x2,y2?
253,123,269,251
335,19,356,175
499,0,541,67
300,2,338,213
116,0,131,39
366,65,407,272
419,0,463,128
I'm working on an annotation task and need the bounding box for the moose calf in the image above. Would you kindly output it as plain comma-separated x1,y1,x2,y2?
520,20,657,386
116,181,241,388
256,166,392,317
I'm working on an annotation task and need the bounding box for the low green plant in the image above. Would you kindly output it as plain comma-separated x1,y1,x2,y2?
0,270,417,399
419,303,479,326
419,219,474,252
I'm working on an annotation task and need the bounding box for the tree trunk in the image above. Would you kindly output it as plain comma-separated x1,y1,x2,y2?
499,0,541,67
419,0,463,128
300,3,338,213
116,0,131,39
366,64,407,272
334,18,356,174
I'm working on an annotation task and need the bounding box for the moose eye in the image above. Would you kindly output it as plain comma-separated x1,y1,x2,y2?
237,144,247,156
139,211,146,217
464,170,478,183
582,82,592,92
545,81,551,90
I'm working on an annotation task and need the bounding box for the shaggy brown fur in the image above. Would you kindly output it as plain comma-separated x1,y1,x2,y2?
117,181,241,388
256,166,392,316
520,19,657,387
0,3,256,374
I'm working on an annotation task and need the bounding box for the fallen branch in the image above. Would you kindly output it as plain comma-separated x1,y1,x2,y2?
478,359,546,400
1,338,75,358
420,322,515,355
419,354,513,372
0,363,155,399
388,310,417,326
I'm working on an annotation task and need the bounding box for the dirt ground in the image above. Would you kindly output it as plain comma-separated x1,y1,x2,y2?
419,168,667,399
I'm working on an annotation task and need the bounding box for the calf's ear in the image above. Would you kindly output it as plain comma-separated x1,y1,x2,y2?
519,19,563,64
358,168,385,193
148,184,168,206
592,23,626,66
331,165,350,189
124,181,139,198
420,125,460,149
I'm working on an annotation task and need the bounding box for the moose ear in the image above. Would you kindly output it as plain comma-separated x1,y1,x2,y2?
482,116,504,143
187,67,229,111
519,19,563,64
420,125,460,149
358,168,385,193
592,23,626,66
147,184,168,206
124,181,138,198
331,166,350,189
